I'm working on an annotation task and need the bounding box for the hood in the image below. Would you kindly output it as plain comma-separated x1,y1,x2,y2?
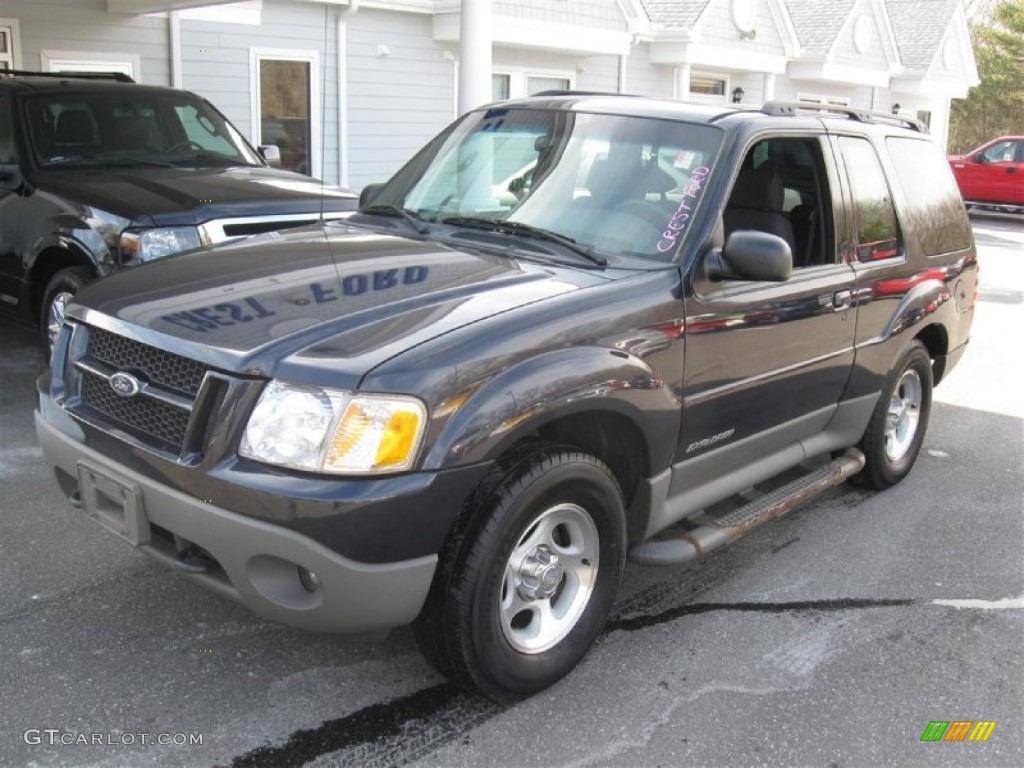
71,223,603,388
33,165,357,225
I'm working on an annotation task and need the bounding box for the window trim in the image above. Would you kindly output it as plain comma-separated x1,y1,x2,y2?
491,67,575,100
0,18,21,71
249,47,321,177
40,49,139,80
688,72,731,104
797,92,852,108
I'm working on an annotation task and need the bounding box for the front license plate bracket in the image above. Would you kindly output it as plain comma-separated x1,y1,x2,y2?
76,461,151,546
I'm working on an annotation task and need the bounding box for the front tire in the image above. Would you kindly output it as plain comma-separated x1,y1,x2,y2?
855,340,933,489
413,444,626,701
40,267,93,358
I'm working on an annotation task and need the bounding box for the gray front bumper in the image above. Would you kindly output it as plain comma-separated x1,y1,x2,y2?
35,411,437,633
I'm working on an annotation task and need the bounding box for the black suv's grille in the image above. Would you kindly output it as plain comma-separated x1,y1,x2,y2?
80,372,190,447
88,327,205,396
69,325,226,456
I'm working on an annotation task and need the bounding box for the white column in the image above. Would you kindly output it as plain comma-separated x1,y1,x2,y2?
458,0,492,114
762,72,776,104
168,11,182,88
674,63,691,100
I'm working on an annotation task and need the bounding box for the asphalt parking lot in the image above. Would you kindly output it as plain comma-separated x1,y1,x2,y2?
1,215,1021,768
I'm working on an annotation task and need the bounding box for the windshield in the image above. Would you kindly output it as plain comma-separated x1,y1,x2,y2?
24,90,262,168
373,107,722,262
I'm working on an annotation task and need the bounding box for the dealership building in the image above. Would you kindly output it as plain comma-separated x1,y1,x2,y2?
1,0,979,188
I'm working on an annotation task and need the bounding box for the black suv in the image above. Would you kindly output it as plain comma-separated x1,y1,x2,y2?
35,94,977,700
0,71,357,352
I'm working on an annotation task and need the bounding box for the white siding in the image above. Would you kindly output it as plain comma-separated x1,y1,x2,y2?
493,0,628,31
6,0,169,85
623,43,674,98
830,0,890,72
697,0,787,57
346,8,454,189
179,1,338,182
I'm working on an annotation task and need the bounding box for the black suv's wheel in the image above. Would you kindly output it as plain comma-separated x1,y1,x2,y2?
413,444,626,701
40,267,93,358
855,340,933,489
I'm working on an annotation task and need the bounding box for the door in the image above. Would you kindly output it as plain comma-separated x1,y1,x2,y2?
679,135,857,463
955,138,1024,204
251,51,319,177
0,89,21,310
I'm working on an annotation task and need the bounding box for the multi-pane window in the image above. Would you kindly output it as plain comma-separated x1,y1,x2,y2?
0,27,12,71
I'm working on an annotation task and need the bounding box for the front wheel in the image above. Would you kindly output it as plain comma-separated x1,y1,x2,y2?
40,267,94,359
413,445,626,701
854,340,933,489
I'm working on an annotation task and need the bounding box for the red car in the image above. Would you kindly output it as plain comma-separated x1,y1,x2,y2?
949,136,1024,212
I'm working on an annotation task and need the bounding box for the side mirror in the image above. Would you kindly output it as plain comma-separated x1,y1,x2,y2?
705,230,793,282
258,144,281,168
359,182,385,210
973,153,989,165
0,164,22,190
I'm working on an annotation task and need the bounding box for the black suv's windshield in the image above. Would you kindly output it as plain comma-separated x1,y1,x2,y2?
371,106,722,262
24,90,262,168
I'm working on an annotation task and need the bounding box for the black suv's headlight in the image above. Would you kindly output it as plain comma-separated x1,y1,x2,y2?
120,227,201,262
239,381,428,475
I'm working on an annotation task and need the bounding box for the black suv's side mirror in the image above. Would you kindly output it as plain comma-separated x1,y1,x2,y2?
705,230,793,282
359,182,385,210
0,164,22,190
258,145,281,168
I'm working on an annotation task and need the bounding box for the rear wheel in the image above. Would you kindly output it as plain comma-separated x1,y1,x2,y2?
854,340,933,489
40,267,93,358
413,444,626,701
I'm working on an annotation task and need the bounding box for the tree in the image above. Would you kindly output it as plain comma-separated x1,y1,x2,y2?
949,0,1024,153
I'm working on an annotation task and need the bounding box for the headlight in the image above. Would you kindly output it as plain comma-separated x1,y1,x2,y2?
120,227,201,262
239,381,427,475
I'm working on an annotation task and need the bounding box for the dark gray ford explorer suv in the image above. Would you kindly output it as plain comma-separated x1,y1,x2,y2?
36,93,977,700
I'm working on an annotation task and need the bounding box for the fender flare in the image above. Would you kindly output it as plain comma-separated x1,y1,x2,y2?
879,277,952,342
421,345,680,475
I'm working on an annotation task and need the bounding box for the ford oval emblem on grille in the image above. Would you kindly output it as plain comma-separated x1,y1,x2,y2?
109,372,141,398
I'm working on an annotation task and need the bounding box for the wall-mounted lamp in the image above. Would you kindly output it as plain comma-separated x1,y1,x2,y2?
732,87,745,104
891,103,901,114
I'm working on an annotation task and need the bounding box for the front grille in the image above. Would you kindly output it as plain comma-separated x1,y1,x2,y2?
88,327,205,396
80,371,190,448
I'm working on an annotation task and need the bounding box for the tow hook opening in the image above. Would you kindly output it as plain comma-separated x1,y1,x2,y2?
246,555,325,609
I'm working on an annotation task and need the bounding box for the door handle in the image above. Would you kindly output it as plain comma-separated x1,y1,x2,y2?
832,289,853,312
1007,167,1018,174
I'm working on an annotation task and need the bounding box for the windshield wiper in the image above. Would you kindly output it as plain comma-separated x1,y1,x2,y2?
439,216,607,266
361,204,431,235
44,155,175,168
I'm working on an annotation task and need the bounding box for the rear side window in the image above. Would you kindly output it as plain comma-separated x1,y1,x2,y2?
886,137,972,256
838,137,902,262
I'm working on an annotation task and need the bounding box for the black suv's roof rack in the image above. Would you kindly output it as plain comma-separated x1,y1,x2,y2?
0,68,135,83
760,100,927,133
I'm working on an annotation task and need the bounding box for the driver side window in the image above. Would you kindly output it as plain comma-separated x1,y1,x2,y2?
723,137,836,269
980,141,1016,164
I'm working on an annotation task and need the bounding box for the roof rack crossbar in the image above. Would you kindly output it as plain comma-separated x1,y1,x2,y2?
0,69,135,83
760,100,927,133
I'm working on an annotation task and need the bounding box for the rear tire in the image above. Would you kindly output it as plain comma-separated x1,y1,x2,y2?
413,444,626,701
40,267,93,358
854,340,933,489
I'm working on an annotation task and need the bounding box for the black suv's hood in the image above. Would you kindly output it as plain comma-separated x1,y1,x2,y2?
71,224,606,387
34,165,356,224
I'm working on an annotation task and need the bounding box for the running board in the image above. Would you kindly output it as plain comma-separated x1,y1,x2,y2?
629,450,865,566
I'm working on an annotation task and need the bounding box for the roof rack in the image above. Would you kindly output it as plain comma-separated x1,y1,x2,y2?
760,100,927,133
0,69,135,83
